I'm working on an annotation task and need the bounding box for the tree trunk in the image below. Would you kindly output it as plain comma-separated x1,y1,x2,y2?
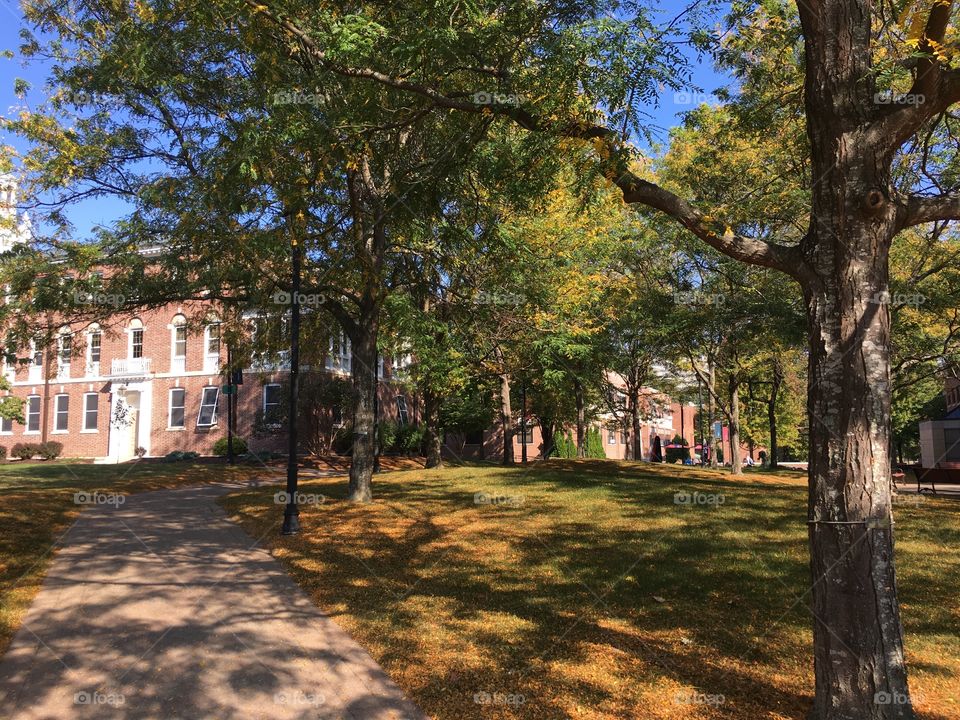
629,387,642,461
768,357,782,470
707,363,719,469
728,375,742,475
423,388,443,469
348,317,378,502
575,380,586,458
540,417,555,459
500,373,514,465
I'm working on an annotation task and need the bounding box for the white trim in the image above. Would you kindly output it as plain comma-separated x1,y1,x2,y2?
82,392,99,431
168,387,186,429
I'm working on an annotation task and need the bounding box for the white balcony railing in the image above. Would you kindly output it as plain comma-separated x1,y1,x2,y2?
28,364,42,383
85,361,100,378
111,357,152,376
203,355,220,373
56,362,70,381
170,356,186,374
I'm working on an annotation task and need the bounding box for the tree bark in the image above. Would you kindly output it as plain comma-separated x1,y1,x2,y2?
707,362,719,469
629,386,642,461
768,357,782,470
500,372,514,465
574,379,586,458
423,388,443,468
728,375,742,475
540,417,555,459
348,319,378,502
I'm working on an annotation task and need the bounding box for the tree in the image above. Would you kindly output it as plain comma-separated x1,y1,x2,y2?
246,1,960,713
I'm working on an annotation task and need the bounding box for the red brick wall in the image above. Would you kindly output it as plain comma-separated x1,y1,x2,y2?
2,301,415,459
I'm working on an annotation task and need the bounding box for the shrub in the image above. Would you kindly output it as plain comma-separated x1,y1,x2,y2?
164,450,200,462
394,424,425,455
665,444,690,464
38,441,63,460
550,431,577,459
585,428,606,458
213,436,248,456
0,446,6,460
135,446,147,458
332,424,353,455
11,443,38,460
378,420,399,454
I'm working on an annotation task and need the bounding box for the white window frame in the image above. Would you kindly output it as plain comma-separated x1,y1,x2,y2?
25,395,41,433
0,415,12,434
168,387,186,429
396,396,409,426
82,393,99,432
171,319,187,373
325,331,351,374
197,386,220,427
608,428,617,444
204,323,221,372
54,394,69,433
130,327,144,359
86,326,101,376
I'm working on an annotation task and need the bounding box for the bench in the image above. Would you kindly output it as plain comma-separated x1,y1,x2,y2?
897,464,960,494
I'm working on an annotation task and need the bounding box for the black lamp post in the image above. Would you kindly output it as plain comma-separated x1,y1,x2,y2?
281,238,302,536
373,349,381,473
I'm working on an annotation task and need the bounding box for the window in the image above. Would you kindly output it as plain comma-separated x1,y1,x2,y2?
26,395,40,432
519,420,534,445
0,416,11,434
88,330,101,363
945,428,960,462
83,393,99,431
31,339,42,366
608,428,617,444
465,429,483,445
131,328,144,358
173,321,187,358
263,384,282,424
206,324,220,355
325,331,351,374
396,396,409,425
58,332,72,364
197,386,220,427
54,395,69,432
169,388,186,429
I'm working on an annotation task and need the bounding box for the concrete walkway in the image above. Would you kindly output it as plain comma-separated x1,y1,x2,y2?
0,481,427,720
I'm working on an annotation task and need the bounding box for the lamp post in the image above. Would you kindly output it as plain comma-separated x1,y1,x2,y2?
520,381,527,464
373,349,381,473
281,237,302,536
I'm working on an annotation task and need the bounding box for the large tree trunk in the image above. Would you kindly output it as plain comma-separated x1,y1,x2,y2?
728,375,742,475
500,372,514,465
629,386,642,461
574,379,586,458
768,357,782,470
348,316,378,502
540,417,555,459
706,362,719,468
423,388,443,468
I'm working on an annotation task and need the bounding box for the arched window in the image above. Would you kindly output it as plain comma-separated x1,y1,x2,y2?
128,318,144,359
86,323,101,377
171,314,187,372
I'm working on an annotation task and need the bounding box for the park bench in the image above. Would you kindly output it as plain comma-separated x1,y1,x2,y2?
896,463,960,495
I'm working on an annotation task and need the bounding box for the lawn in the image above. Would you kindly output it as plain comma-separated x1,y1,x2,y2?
220,460,960,720
0,458,262,655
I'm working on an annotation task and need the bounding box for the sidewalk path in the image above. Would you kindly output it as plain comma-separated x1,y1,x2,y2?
0,481,428,720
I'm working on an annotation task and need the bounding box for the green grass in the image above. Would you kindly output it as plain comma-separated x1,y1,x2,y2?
0,458,261,655
220,460,960,720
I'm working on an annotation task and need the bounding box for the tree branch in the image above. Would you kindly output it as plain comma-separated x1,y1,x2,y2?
899,192,960,227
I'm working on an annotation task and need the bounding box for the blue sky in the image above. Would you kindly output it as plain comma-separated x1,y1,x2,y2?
0,2,730,241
